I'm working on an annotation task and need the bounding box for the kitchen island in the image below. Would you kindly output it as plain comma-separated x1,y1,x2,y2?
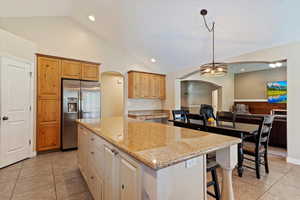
76,117,241,200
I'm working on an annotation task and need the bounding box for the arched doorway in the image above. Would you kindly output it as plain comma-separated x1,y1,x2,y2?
181,80,222,114
101,71,125,117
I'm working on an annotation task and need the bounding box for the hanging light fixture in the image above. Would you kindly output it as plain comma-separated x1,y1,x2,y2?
200,9,228,77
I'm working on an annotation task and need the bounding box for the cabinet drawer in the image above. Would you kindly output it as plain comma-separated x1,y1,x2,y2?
88,165,103,200
90,133,103,149
88,144,105,178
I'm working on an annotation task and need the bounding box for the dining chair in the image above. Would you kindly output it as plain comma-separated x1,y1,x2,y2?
207,159,221,200
216,111,236,127
172,110,189,121
242,115,275,179
186,113,207,131
200,104,216,121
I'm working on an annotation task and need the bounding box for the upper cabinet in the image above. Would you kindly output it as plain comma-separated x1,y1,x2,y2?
128,71,166,99
82,63,100,81
38,57,61,100
61,60,82,79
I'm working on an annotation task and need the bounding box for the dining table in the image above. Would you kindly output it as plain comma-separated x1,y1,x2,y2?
169,118,260,177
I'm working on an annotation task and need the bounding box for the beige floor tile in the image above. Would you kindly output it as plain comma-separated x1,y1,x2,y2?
55,176,89,200
55,168,82,183
0,180,16,200
262,181,300,199
0,166,21,184
64,191,94,200
11,185,56,200
19,163,52,179
14,174,54,194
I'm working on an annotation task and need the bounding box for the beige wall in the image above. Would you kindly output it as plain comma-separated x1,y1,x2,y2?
101,72,124,117
227,42,300,165
0,16,164,74
234,67,287,99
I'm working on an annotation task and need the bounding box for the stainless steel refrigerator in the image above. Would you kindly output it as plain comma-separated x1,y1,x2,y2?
62,80,100,150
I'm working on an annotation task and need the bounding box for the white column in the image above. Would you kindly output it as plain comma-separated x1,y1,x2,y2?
216,144,238,200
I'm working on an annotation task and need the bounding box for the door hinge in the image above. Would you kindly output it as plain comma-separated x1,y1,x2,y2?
29,106,32,111
29,72,33,77
29,140,31,145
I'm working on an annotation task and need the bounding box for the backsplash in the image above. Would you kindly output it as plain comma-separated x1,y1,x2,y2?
127,99,163,111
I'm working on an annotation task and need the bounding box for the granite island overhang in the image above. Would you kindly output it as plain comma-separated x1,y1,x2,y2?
76,117,241,200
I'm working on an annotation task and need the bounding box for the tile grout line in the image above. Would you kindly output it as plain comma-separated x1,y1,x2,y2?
255,166,293,200
51,159,58,200
9,163,24,200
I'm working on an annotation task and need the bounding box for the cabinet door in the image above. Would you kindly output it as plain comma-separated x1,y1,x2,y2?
140,73,150,98
149,74,156,98
37,123,60,151
38,57,61,100
37,56,61,151
159,76,166,99
104,147,118,200
82,63,99,81
119,157,140,200
61,60,82,79
128,72,141,98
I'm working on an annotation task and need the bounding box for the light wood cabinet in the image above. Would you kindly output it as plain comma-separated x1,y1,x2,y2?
128,71,166,99
37,57,61,100
61,60,82,79
37,54,100,152
82,63,99,81
37,56,61,151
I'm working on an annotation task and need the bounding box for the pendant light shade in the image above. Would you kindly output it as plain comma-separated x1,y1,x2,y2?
200,62,228,77
200,9,228,77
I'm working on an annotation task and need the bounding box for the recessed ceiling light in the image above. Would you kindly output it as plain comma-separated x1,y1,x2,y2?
151,58,156,63
240,68,245,72
269,63,276,68
88,15,96,22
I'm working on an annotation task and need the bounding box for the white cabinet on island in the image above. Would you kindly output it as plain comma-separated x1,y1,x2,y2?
77,117,241,200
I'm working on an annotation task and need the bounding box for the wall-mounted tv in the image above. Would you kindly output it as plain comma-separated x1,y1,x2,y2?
267,81,287,103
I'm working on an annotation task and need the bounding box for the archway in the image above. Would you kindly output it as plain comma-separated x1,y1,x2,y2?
101,71,125,117
180,80,222,114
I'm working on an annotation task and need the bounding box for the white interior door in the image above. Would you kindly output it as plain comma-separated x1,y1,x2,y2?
0,57,31,168
212,89,218,115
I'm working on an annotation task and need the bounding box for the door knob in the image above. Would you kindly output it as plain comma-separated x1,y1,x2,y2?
2,116,8,120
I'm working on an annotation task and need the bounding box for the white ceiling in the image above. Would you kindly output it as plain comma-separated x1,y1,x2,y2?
1,0,299,72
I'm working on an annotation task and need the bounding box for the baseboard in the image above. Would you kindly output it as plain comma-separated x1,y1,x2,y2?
30,151,37,158
287,157,300,165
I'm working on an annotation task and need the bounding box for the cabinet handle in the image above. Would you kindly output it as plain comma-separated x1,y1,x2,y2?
90,176,94,180
91,138,95,141
121,184,125,190
91,152,94,155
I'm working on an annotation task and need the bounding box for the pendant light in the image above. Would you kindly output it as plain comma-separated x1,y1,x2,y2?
200,9,228,77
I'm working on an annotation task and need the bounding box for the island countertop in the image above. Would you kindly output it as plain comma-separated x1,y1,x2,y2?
76,117,241,170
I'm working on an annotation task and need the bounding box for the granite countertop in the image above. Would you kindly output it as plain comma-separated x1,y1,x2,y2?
76,117,241,170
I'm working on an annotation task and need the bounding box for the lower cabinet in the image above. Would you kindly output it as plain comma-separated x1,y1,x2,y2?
78,125,141,200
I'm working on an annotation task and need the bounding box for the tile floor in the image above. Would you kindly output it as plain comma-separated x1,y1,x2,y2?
0,150,298,200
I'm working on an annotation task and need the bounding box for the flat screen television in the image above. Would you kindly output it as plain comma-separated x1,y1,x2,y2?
267,81,287,103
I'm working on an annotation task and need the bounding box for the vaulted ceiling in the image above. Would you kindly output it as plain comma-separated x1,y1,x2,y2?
1,0,299,72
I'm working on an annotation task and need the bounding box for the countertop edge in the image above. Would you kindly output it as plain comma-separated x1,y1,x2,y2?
76,120,241,170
